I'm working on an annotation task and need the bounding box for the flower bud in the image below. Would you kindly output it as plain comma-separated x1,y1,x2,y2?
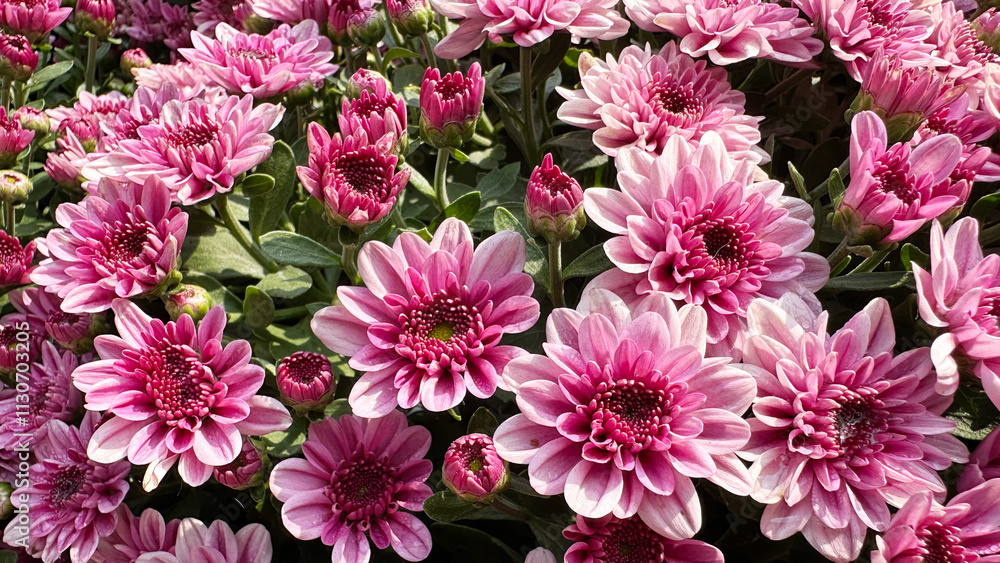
347,6,386,47
0,34,36,82
277,351,336,413
0,482,12,520
213,438,266,490
525,153,585,243
525,548,556,563
15,106,48,134
442,433,509,504
120,48,152,75
0,170,31,204
75,0,116,39
974,9,1000,55
284,80,316,107
46,310,107,353
346,68,393,99
419,63,484,150
386,0,433,37
62,115,100,153
163,284,214,322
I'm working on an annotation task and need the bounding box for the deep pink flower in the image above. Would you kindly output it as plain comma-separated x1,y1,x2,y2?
124,0,194,47
269,411,434,563
431,0,628,58
583,134,828,356
0,33,37,82
525,153,586,243
0,230,34,288
870,480,1000,563
95,84,184,156
92,506,179,563
2,414,130,563
853,51,962,133
192,0,252,33
914,218,1000,402
276,350,336,413
76,0,117,38
213,437,265,490
494,289,756,539
913,92,1000,182
564,514,724,563
30,177,187,314
957,426,1000,492
71,299,292,491
129,518,272,563
419,63,485,149
442,433,509,503
339,73,407,152
47,90,128,134
739,295,968,563
10,287,106,351
44,128,89,189
311,218,540,417
624,0,822,66
557,43,764,161
249,0,329,27
82,94,283,205
0,0,72,41
927,0,999,82
985,63,1000,128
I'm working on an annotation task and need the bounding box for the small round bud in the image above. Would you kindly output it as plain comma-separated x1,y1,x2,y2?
75,0,117,39
525,153,586,244
213,439,266,490
0,34,36,82
386,0,433,37
243,13,276,35
62,115,100,153
46,310,107,353
346,68,393,99
284,80,316,107
347,7,386,47
442,433,509,504
120,48,151,75
163,284,214,322
15,106,49,134
277,351,336,413
0,170,31,204
419,63,485,150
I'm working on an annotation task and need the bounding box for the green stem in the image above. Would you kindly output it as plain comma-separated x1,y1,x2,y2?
827,237,852,268
391,201,406,230
311,269,334,299
849,249,890,274
807,157,851,203
372,45,384,72
12,82,24,109
85,35,99,93
419,33,438,69
272,306,309,322
215,197,280,273
2,202,14,235
341,243,358,283
548,241,564,308
434,148,450,210
519,47,539,166
0,78,9,111
344,45,355,77
981,223,1000,246
537,79,551,141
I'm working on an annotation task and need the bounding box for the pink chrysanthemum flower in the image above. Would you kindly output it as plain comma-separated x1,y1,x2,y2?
564,514,725,563
913,93,1000,182
133,62,216,100
269,411,434,563
30,177,188,314
833,111,965,246
72,299,292,491
442,433,509,503
192,0,252,33
93,85,184,157
92,506,179,563
44,128,89,189
249,0,329,26
914,218,1000,401
431,0,629,58
339,74,407,152
557,43,764,161
127,518,271,563
0,0,72,41
47,91,128,134
82,94,283,205
180,20,336,99
312,218,540,417
957,425,1000,492
10,287,106,352
419,63,485,149
854,51,962,129
2,414,130,563
624,0,822,66
927,0,999,81
870,480,1000,563
125,0,194,47
985,62,1000,127
0,312,44,379
583,133,828,356
0,230,34,288
0,106,32,167
738,295,968,563
494,289,756,539
974,9,1000,53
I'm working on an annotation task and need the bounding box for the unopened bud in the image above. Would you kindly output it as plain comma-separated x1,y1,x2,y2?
163,284,214,322
442,433,509,504
276,351,336,413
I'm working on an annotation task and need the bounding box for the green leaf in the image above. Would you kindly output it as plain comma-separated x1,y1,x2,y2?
260,232,340,268
787,161,808,200
182,224,266,280
493,207,548,291
823,271,913,291
444,191,481,223
322,398,352,421
509,473,548,498
381,47,420,72
260,415,309,458
452,149,470,163
255,266,312,299
828,168,846,207
26,61,74,90
240,173,275,197
422,491,484,522
0,551,18,563
249,141,296,240
242,287,274,330
900,243,930,272
466,407,499,435
180,272,243,317
493,206,524,234
531,33,571,90
477,163,519,200
971,190,1000,221
404,163,436,200
948,382,1000,440
563,245,613,279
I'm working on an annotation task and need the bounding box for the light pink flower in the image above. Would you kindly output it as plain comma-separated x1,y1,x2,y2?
311,218,540,417
0,230,34,288
133,62,216,100
47,91,128,134
82,94,283,205
2,414,130,563
913,93,1000,182
431,0,629,58
339,73,407,152
870,480,1000,563
30,177,188,314
957,425,1000,492
249,0,329,25
855,50,962,125
72,299,292,491
557,43,764,161
269,411,434,563
0,0,72,41
493,289,756,539
583,133,828,356
132,518,271,563
564,514,724,563
926,0,999,82
914,218,1000,401
92,506,179,563
44,128,89,189
10,287,106,352
192,0,252,33
739,295,968,563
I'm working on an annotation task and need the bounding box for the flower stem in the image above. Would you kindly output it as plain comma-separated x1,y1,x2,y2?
434,148,450,210
419,33,438,68
849,249,890,274
519,47,539,167
371,45,384,72
215,197,280,273
272,306,309,321
85,35,99,93
807,157,851,203
2,202,14,235
490,496,532,521
548,241,564,308
827,237,852,268
341,242,358,283
344,45,355,76
0,78,10,110
12,82,24,109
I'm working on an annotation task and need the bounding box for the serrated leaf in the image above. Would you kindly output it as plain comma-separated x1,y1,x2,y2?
241,173,275,197
255,266,312,299
563,245,613,279
242,287,274,330
260,232,340,268
467,407,499,435
249,141,296,240
823,271,913,291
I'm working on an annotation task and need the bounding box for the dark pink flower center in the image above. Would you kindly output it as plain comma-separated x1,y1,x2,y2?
397,288,483,366
47,311,81,328
0,326,18,349
581,362,678,454
530,166,577,199
167,119,220,148
873,152,918,204
102,219,154,265
648,75,704,125
917,523,978,563
138,343,218,425
332,151,394,200
48,465,87,508
280,351,331,384
449,438,495,477
228,45,277,61
352,94,392,116
791,385,892,462
592,517,667,563
433,74,471,100
0,232,24,269
863,0,904,34
27,378,50,417
329,453,397,523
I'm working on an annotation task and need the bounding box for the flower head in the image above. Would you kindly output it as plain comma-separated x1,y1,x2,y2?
346,68,392,98
249,0,328,27
125,518,272,563
0,33,35,82
163,284,214,322
15,105,48,133
213,438,265,490
525,548,556,563
0,230,34,288
739,295,968,562
269,411,434,563
419,63,485,149
525,153,586,243
926,0,999,82
0,106,32,167
442,433,509,503
92,506,179,563
0,0,72,41
133,62,215,100
120,48,151,74
339,73,407,153
345,2,386,46
44,128,88,189
76,0,117,38
957,425,1000,492
124,0,194,48
312,218,540,417
386,0,433,36
192,0,252,34
10,287,106,352
276,350,336,413
47,90,128,134
564,514,724,563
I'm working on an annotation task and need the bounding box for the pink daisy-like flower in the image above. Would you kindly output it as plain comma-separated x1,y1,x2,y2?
927,0,999,82
0,106,32,167
339,73,407,152
564,514,724,563
0,0,72,41
854,51,961,127
870,480,1000,563
914,217,1000,401
738,295,968,562
624,0,822,66
72,299,292,491
0,312,44,378
311,218,540,417
10,287,106,352
913,93,1000,182
180,20,336,99
192,0,252,33
47,91,128,134
95,85,184,155
82,94,283,205
249,0,329,26
92,506,179,563
493,289,756,539
0,230,34,288
133,62,216,100
957,425,1000,492
2,414,130,563
44,128,89,189
129,518,271,563
431,0,629,59
557,43,763,161
30,177,188,314
583,133,828,356
269,411,433,563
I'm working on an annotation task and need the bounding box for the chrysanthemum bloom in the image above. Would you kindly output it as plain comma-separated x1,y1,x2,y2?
132,62,215,100
180,21,335,100
0,107,32,167
15,105,48,133
913,218,1000,402
0,0,72,41
442,433,509,503
738,295,968,563
72,299,292,491
47,90,128,133
10,287,106,352
76,0,117,39
2,415,130,563
386,0,433,36
269,411,433,563
213,438,265,490
44,129,89,189
324,0,375,43
0,170,31,204
623,0,822,66
339,75,407,153
431,0,628,58
92,506,179,563
525,548,556,563
0,312,44,380
30,177,187,314
297,123,409,230
94,84,184,157
926,0,999,82
957,425,1000,492
525,153,586,244
494,289,756,539
192,0,252,33
833,111,964,247
276,351,336,413
127,518,272,563
248,0,328,27
419,63,484,150
583,133,827,355
124,0,192,46
0,33,36,82
120,47,151,74
913,93,1000,182
0,230,34,288
870,480,1000,563
64,114,102,153
564,515,724,563
312,218,540,416
82,94,283,205
557,43,764,161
